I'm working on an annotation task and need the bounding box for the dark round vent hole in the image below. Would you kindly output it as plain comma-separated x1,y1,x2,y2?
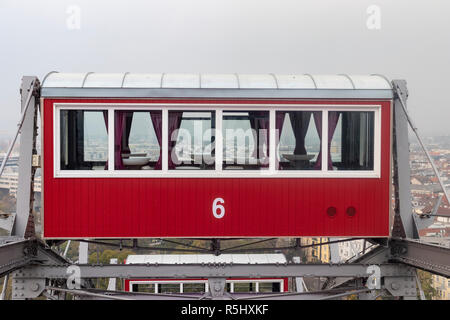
326,207,337,217
346,206,357,217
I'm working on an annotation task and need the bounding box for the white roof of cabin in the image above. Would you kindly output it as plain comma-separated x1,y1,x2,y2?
125,253,287,265
42,72,391,90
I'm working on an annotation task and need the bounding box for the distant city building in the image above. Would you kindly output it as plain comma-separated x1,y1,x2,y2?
432,275,450,300
301,238,330,263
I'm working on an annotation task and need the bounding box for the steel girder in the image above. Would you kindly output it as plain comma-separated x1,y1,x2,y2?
389,238,450,278
45,287,370,300
0,240,35,278
0,239,68,278
13,262,411,280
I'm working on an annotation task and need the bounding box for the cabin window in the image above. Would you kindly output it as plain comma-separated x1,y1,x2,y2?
183,282,206,293
158,283,181,293
55,105,380,177
258,281,281,293
132,283,155,293
222,111,269,170
276,111,322,170
329,111,375,170
59,110,108,170
233,282,257,293
114,111,162,170
168,111,215,170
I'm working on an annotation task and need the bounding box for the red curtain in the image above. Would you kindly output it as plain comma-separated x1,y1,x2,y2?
114,111,126,169
314,111,339,170
168,112,183,169
289,111,312,155
249,111,269,163
103,111,108,169
257,112,269,167
150,111,162,170
275,112,286,170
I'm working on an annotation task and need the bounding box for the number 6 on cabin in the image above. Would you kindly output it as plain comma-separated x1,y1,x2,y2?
212,198,225,219
41,73,392,239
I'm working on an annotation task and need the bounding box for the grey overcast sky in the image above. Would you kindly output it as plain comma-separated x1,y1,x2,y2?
0,0,449,136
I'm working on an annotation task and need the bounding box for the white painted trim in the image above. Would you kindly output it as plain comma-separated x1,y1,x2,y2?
108,109,114,172
127,278,284,293
374,104,382,175
54,106,110,175
269,109,276,174
53,105,59,177
53,103,382,179
215,109,223,172
322,110,328,172
128,279,208,293
129,278,284,293
162,109,168,172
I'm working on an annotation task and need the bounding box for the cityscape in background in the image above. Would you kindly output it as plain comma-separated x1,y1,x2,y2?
0,133,449,299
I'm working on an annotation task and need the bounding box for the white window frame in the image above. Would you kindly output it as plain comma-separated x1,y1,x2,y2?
227,279,284,293
53,103,382,178
128,279,208,293
127,278,284,293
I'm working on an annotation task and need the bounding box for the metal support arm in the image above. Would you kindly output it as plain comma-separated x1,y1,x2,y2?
14,263,411,279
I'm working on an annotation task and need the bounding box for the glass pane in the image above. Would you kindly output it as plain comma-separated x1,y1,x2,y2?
60,110,108,170
183,282,206,293
233,282,257,293
276,111,322,170
115,111,162,170
132,283,155,293
158,283,181,293
168,111,215,170
258,282,281,293
329,111,374,170
222,111,269,170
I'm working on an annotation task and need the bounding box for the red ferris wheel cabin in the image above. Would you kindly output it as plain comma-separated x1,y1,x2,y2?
40,73,394,239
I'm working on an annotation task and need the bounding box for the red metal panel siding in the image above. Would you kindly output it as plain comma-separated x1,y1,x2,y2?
42,98,392,239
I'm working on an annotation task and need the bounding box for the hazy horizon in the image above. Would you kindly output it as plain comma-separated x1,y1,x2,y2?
1,0,450,137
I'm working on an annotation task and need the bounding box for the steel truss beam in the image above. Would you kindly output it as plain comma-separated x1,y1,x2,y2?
75,237,364,255
392,79,414,239
13,77,40,239
0,240,34,278
14,262,411,279
0,239,68,278
46,286,371,300
389,238,450,277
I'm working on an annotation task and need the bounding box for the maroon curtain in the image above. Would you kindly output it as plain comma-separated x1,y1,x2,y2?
289,111,311,155
276,112,286,136
327,112,340,170
313,112,323,170
121,112,133,156
248,113,259,159
115,111,126,169
103,111,108,169
314,111,339,170
103,111,108,130
276,112,286,170
249,112,269,162
257,113,269,166
168,112,183,169
150,111,162,170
